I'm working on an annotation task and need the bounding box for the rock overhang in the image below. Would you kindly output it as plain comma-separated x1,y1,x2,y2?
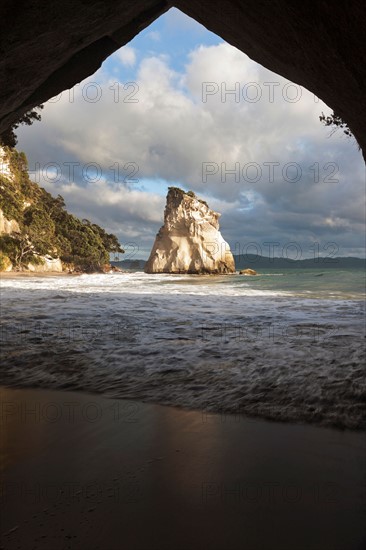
0,1,365,159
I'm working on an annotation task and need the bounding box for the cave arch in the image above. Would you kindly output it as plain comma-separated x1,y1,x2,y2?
0,1,365,159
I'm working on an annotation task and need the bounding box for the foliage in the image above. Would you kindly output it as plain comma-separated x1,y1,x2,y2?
28,254,45,266
0,250,11,271
319,111,353,138
0,174,24,221
168,186,209,208
0,233,30,269
23,206,56,255
0,106,44,148
168,186,185,194
0,147,124,270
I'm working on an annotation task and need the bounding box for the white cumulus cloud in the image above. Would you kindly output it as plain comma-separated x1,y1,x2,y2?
116,45,137,67
17,41,365,257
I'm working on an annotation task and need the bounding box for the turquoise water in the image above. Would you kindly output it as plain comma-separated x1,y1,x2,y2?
229,268,366,300
152,268,365,300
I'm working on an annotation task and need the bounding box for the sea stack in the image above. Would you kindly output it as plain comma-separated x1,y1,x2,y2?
144,187,235,274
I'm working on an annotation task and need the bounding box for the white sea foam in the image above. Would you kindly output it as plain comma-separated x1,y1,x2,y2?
1,272,365,429
0,272,288,296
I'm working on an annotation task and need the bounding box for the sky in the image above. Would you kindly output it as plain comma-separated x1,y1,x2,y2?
17,8,365,260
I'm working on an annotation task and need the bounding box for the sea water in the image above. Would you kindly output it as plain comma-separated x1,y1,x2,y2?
1,268,365,429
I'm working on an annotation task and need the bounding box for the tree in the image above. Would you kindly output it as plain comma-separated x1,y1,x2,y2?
0,105,44,148
23,207,56,255
0,233,36,270
0,207,56,269
9,233,35,269
319,111,353,138
0,147,125,271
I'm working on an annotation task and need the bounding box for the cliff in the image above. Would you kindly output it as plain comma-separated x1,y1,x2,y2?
145,187,235,274
0,207,20,235
0,145,123,272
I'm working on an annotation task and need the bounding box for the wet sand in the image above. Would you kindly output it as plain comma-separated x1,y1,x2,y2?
0,272,79,278
0,386,365,550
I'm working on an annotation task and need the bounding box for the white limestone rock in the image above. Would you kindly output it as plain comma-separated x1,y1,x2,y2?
0,208,20,235
27,256,63,272
0,146,63,273
0,147,15,182
145,188,235,274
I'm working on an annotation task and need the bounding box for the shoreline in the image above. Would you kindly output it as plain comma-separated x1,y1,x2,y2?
0,271,81,278
0,270,130,278
1,380,365,432
1,273,364,431
1,385,365,549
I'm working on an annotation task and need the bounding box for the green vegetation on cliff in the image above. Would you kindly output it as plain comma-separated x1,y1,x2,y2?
0,105,44,149
168,186,208,208
0,147,124,270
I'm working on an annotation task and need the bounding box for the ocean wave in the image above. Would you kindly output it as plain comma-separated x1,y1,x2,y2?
1,273,365,429
0,273,290,297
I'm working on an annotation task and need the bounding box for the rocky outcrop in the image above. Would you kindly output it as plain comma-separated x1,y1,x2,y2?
27,256,63,273
0,147,62,272
0,209,20,235
1,147,20,236
0,147,14,181
145,188,235,274
0,150,19,235
240,268,257,276
0,1,365,159
0,208,19,271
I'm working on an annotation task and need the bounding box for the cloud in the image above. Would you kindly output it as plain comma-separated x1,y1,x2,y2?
146,31,161,42
116,45,137,67
17,39,365,258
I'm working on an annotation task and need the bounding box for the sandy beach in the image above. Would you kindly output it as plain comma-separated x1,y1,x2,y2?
0,272,80,278
0,386,365,550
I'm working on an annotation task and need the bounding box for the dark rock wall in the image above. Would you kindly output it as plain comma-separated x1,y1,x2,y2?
0,1,170,131
0,0,365,159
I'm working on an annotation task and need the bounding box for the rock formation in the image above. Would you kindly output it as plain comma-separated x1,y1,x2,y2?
240,268,258,276
1,146,123,273
1,147,63,272
0,206,63,273
0,1,365,159
0,208,20,235
27,256,63,273
145,187,235,274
